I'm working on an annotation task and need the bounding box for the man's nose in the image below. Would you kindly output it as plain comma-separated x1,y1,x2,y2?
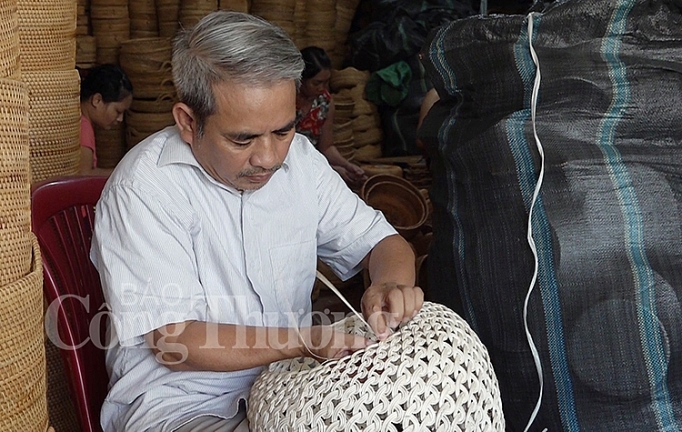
250,137,278,169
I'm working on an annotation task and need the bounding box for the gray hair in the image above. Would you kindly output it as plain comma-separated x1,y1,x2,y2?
172,11,304,135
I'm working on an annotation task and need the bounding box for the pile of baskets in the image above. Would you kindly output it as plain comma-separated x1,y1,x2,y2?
18,0,80,182
0,1,49,430
90,0,129,65
120,37,176,151
331,67,384,162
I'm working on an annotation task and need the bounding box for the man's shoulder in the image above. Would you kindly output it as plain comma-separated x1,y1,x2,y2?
102,127,194,203
288,133,323,163
108,127,181,182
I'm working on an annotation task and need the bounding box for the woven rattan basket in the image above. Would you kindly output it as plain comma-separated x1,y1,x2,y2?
248,301,505,431
119,38,172,75
333,121,353,141
24,70,80,157
0,178,30,232
17,0,77,71
0,1,20,80
30,147,80,183
0,234,49,431
129,94,176,113
353,143,382,162
0,77,29,156
95,123,126,168
0,228,33,287
125,110,175,149
331,67,370,92
157,0,180,38
17,34,76,72
354,127,383,148
219,0,249,12
16,0,76,30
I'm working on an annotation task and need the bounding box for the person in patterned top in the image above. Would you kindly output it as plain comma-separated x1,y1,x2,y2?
296,46,367,186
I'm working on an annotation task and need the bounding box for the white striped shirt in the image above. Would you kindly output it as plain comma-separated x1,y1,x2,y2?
90,126,395,431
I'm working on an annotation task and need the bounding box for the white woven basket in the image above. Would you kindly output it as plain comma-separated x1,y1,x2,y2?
248,301,505,431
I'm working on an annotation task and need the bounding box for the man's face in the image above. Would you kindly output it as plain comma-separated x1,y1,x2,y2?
182,80,297,191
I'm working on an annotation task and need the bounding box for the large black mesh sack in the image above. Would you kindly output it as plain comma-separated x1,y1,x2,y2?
419,0,682,430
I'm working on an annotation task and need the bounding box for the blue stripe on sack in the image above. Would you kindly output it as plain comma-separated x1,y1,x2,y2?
506,15,580,431
428,25,479,328
598,1,678,429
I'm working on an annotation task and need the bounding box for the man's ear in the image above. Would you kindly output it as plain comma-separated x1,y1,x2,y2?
173,102,196,146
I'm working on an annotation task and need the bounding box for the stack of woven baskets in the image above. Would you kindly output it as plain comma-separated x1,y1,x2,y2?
331,67,384,161
18,0,80,183
304,0,336,57
180,0,218,29
331,0,360,67
287,0,361,68
220,0,249,11
157,0,181,37
0,0,49,430
120,37,176,151
251,0,295,41
75,0,95,69
90,0,129,65
332,95,355,161
129,0,158,38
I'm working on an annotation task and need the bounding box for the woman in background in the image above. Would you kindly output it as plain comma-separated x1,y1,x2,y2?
296,46,366,186
79,63,133,175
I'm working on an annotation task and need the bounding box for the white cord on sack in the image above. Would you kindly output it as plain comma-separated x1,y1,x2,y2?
523,12,549,432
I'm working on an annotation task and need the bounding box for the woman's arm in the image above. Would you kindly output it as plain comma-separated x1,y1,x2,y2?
318,102,367,185
78,147,113,176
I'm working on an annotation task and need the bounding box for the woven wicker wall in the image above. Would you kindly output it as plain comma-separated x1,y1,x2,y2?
0,0,49,431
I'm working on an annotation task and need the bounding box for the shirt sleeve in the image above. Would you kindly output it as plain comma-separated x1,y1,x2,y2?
311,148,397,280
91,182,208,346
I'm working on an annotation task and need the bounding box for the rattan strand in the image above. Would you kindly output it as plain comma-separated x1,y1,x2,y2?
0,234,48,431
248,301,505,431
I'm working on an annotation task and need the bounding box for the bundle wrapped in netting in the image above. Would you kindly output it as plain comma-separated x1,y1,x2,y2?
248,301,504,431
419,0,682,430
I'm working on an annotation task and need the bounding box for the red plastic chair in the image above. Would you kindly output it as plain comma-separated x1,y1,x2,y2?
31,176,109,432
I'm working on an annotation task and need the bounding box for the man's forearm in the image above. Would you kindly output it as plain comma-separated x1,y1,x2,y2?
365,234,416,287
146,321,307,372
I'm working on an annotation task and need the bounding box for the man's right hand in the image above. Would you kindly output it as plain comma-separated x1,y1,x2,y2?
299,325,372,360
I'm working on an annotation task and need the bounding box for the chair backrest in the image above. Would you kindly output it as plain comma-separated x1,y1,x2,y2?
31,176,109,432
